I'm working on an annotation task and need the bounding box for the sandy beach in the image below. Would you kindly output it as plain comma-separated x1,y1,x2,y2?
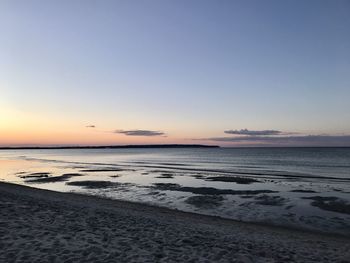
0,182,349,263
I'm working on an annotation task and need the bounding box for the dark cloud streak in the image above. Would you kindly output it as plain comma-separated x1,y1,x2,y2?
205,135,350,146
114,129,166,137
224,129,283,136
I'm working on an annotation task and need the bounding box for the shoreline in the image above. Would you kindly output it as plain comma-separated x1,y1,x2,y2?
1,182,349,262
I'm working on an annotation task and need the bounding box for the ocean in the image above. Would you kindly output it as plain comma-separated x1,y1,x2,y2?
1,147,349,235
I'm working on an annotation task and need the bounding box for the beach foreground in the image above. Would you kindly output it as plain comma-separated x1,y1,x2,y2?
0,182,349,263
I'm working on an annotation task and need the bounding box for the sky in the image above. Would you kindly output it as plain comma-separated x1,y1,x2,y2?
1,0,350,147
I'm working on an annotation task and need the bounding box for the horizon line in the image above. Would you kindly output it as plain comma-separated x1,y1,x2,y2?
0,144,220,150
1,144,350,150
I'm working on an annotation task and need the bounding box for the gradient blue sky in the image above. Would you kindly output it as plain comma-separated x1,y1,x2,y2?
1,0,350,146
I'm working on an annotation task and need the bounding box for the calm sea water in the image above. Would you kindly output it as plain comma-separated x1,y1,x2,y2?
2,147,350,178
1,147,349,235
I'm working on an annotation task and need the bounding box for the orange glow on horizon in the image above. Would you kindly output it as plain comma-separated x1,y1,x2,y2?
0,109,220,146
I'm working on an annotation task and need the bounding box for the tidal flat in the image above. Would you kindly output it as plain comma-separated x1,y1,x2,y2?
0,148,349,237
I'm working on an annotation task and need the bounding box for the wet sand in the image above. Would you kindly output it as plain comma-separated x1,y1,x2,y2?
0,182,349,263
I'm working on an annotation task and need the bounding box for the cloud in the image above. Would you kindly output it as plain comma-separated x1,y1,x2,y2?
203,135,350,146
86,125,95,128
224,129,283,136
114,129,166,137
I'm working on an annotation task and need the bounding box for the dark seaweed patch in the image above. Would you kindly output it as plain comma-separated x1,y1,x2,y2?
332,188,343,192
290,189,318,193
151,183,276,195
155,173,174,179
240,195,255,199
66,180,117,189
66,180,131,189
149,170,173,174
147,191,161,195
19,172,51,179
26,173,84,183
80,168,125,172
205,176,259,184
302,196,350,215
15,171,26,175
185,195,224,209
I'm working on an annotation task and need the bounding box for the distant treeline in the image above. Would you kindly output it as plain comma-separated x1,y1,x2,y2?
0,144,220,150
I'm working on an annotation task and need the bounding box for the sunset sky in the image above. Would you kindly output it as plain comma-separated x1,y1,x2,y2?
1,0,350,146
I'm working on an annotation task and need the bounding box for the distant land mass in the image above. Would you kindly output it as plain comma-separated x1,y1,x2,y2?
0,144,220,150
